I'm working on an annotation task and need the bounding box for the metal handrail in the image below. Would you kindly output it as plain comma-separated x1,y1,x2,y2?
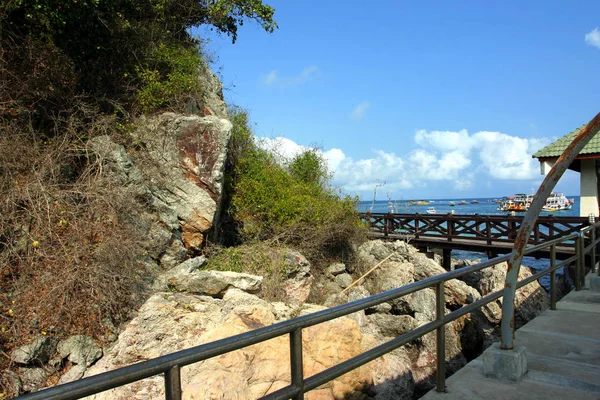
17,224,600,400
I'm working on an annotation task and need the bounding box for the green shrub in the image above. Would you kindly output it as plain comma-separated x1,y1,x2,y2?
221,108,367,259
136,42,204,112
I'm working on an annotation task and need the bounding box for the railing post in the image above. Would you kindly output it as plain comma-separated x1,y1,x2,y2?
435,282,446,393
575,233,583,291
290,329,304,400
165,365,182,400
592,225,597,274
550,245,557,311
597,224,600,277
384,214,389,238
415,217,420,239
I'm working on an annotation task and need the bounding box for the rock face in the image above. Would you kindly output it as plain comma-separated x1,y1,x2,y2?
84,290,414,400
87,79,232,269
459,261,549,327
133,112,232,253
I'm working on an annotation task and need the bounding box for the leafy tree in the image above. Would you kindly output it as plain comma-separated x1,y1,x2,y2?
0,0,277,122
288,149,329,186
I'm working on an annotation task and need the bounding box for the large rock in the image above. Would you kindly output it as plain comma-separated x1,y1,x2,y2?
84,291,415,400
281,250,313,303
161,262,263,297
368,314,418,338
459,261,549,326
18,367,48,393
134,112,232,251
409,251,446,281
11,336,57,365
362,260,414,314
57,335,102,367
355,240,413,269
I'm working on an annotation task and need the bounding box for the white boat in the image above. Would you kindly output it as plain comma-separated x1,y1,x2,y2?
426,207,436,214
449,201,455,206
542,192,574,211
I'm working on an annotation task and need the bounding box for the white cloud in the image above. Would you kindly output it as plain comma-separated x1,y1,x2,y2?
585,28,600,49
257,136,305,161
350,101,371,121
414,129,471,153
261,65,319,87
264,70,278,85
255,128,550,197
471,131,545,179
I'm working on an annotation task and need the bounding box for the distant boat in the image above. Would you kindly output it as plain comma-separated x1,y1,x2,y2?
458,200,467,205
426,207,436,214
470,199,479,204
498,194,533,212
542,192,574,211
449,201,455,206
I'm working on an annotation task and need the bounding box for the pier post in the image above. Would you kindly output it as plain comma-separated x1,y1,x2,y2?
442,248,452,270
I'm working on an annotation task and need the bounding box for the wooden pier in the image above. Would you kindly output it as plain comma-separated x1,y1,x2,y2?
361,213,590,266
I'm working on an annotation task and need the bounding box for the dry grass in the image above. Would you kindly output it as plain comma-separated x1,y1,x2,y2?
0,117,149,377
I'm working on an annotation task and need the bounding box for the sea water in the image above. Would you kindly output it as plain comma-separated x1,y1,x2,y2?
358,196,582,291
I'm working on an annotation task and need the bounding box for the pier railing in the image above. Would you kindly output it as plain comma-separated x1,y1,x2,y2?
360,212,589,245
17,222,600,400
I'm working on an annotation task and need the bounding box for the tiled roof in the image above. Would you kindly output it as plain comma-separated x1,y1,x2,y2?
533,124,600,159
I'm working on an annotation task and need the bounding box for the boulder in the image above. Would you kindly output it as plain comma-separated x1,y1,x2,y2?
347,286,370,302
409,323,467,395
368,349,414,400
443,279,481,310
325,262,346,277
362,260,414,314
368,314,418,338
334,273,353,289
408,288,437,322
165,269,263,297
355,240,412,269
11,336,57,365
18,367,48,393
58,364,87,385
84,292,415,400
2,370,21,399
57,335,102,367
409,251,446,281
281,250,313,303
458,261,549,326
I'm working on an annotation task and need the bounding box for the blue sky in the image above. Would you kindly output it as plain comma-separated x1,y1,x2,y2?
200,1,600,200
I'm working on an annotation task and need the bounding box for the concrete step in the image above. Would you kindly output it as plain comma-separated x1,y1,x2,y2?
422,288,600,399
422,359,600,400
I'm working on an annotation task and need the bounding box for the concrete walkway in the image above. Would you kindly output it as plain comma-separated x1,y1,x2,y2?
422,284,600,399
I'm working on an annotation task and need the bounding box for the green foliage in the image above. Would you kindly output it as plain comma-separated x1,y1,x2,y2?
136,43,203,112
288,149,329,185
222,108,367,257
1,0,277,121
